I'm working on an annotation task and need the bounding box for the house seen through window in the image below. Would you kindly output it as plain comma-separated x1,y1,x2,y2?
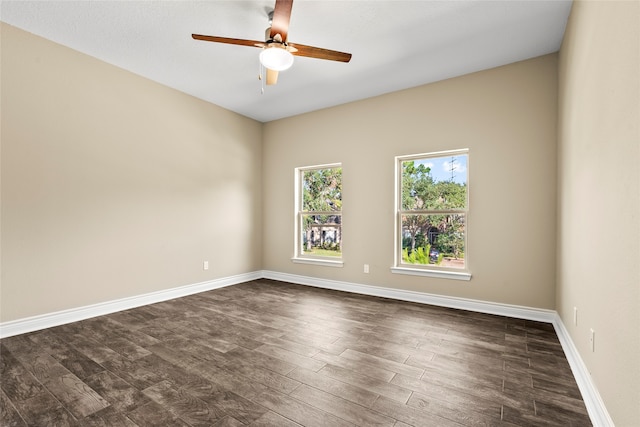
296,164,342,261
397,150,468,271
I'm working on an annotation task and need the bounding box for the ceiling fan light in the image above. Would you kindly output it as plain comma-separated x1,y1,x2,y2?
260,47,294,71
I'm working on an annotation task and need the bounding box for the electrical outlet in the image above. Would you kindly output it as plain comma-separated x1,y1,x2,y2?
574,307,578,326
590,328,595,352
203,261,209,270
363,264,369,273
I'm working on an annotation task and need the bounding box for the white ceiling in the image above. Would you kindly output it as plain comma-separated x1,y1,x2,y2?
0,0,572,123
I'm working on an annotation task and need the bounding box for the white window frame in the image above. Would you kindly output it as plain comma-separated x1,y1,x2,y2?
391,149,471,281
292,163,344,268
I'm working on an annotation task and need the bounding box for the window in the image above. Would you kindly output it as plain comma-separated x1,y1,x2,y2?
393,150,470,280
293,164,343,267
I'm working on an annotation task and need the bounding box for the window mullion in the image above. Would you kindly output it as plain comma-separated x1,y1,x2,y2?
300,211,341,216
401,209,467,215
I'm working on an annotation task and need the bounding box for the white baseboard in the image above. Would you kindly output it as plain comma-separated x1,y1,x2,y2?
261,270,556,322
0,271,261,339
552,314,614,427
0,269,612,426
261,270,613,426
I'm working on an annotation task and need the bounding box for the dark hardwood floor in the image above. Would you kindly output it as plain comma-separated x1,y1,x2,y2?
1,279,591,426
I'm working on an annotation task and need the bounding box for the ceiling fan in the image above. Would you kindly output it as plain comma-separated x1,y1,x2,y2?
192,0,352,86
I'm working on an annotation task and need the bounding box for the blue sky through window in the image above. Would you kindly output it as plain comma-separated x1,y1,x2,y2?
415,155,467,185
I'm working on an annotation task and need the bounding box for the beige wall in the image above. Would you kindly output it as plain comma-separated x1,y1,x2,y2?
0,23,263,322
557,1,640,424
263,54,558,309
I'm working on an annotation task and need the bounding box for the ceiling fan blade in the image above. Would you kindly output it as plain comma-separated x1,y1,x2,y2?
288,43,352,63
266,68,279,85
270,0,293,41
192,34,265,48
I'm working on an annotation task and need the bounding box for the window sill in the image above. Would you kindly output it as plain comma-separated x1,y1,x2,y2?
390,267,471,281
292,257,344,268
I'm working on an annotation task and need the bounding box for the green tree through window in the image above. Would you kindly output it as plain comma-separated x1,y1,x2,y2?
398,151,468,270
297,165,342,258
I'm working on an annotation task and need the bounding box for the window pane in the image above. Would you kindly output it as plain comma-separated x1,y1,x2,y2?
301,214,342,257
401,155,467,210
302,167,342,212
401,213,465,268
